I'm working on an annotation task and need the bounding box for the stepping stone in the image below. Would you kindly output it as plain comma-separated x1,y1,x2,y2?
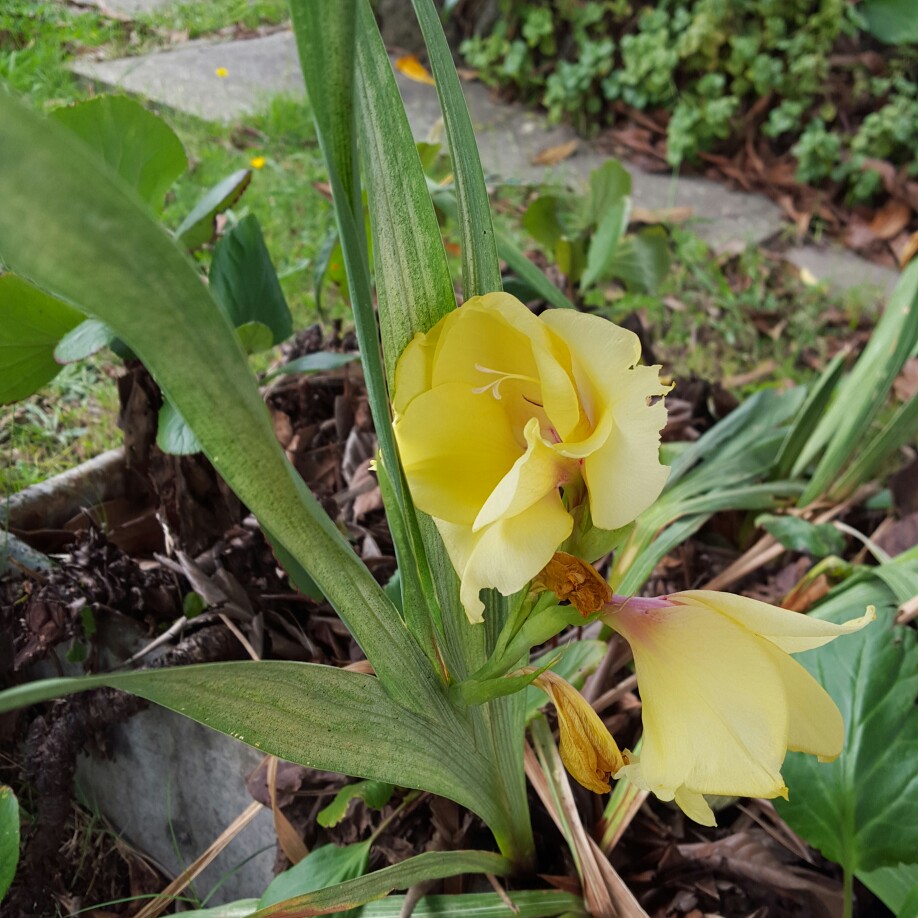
72,32,304,123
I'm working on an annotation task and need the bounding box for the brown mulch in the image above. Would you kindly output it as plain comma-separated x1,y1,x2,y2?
1,318,907,917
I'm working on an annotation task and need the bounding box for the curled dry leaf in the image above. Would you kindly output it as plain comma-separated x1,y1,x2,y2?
535,551,613,615
532,139,580,166
867,199,912,241
899,230,918,269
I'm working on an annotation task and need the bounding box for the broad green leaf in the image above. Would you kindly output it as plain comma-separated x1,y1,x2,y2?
0,785,19,901
157,399,202,455
581,197,629,290
776,576,918,874
412,0,502,297
606,227,669,293
0,274,82,403
51,95,187,211
258,841,370,909
54,318,117,364
860,0,918,44
175,169,253,249
354,1,455,385
859,863,918,916
251,850,511,918
587,159,631,226
0,662,501,831
0,92,446,721
236,321,275,355
756,513,845,558
210,215,293,346
317,780,394,828
795,258,918,502
523,196,568,251
264,351,360,382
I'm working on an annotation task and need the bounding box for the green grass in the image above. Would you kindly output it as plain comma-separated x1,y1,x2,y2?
142,0,289,38
1,359,122,493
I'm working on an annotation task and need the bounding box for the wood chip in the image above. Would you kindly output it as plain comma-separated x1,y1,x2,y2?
532,139,580,166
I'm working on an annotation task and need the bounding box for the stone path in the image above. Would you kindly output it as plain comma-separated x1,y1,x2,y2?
71,30,899,296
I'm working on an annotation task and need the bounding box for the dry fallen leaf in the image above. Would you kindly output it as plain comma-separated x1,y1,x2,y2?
899,230,918,268
867,199,912,241
395,54,435,86
532,138,580,166
631,205,693,224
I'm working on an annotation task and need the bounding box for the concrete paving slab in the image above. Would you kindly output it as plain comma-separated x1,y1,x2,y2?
72,32,304,122
784,245,899,298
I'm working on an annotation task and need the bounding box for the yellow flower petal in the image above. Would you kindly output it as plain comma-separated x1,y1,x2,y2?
676,590,876,653
610,601,790,802
533,670,624,794
395,382,521,525
250,155,266,169
437,491,572,622
392,317,452,415
473,418,573,532
604,591,872,825
580,365,670,530
215,66,229,78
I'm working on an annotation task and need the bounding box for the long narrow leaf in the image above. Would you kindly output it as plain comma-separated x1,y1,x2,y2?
354,1,455,381
412,0,501,296
795,259,918,502
252,850,511,917
288,0,408,532
0,662,505,830
0,92,443,719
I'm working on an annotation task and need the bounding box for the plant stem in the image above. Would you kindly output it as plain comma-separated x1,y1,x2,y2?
843,867,854,918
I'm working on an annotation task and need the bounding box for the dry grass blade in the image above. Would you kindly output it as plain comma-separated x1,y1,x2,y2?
525,723,648,918
134,800,263,918
268,755,309,865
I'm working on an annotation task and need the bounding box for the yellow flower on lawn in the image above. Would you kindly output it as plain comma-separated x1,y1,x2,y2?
393,292,669,622
603,591,874,825
250,155,266,170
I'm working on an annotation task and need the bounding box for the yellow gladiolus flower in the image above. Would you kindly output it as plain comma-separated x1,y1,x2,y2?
393,292,669,622
603,591,874,825
528,669,624,794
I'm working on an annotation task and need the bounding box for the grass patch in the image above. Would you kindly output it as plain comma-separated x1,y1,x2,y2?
1,359,122,494
142,0,289,39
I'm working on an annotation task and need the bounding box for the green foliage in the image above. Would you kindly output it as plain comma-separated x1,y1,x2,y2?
776,562,918,878
756,513,846,558
460,0,918,198
0,786,19,902
517,158,670,298
0,274,82,404
258,841,370,910
317,781,394,828
49,95,188,211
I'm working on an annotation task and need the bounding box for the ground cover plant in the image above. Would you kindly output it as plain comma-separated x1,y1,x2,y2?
458,0,918,259
1,2,917,917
